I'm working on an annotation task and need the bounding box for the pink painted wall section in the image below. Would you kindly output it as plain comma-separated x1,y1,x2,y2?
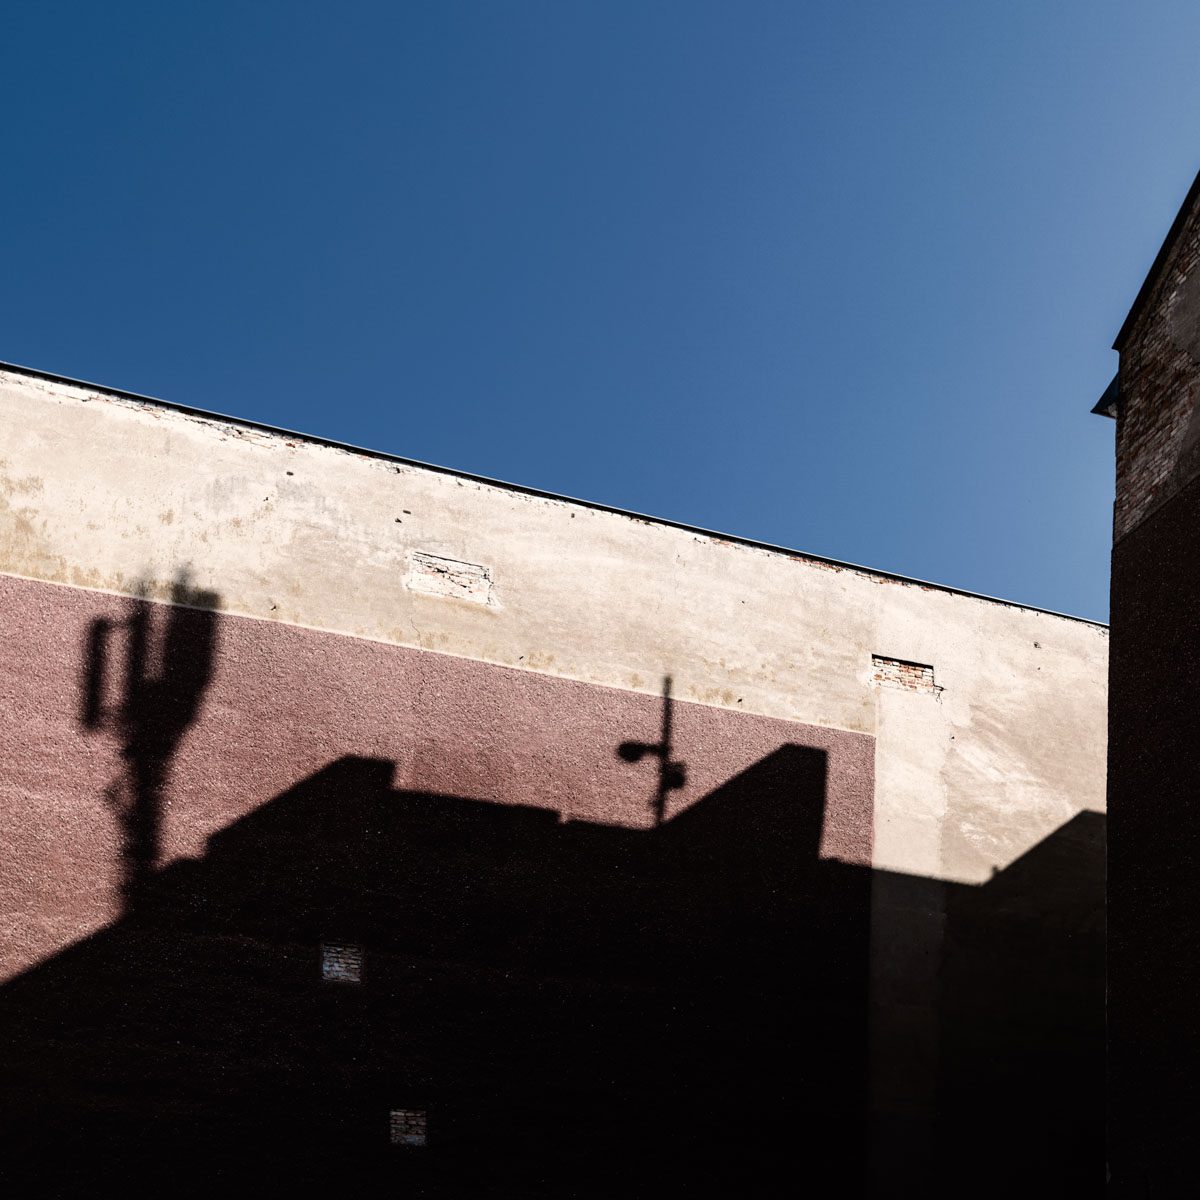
0,571,874,982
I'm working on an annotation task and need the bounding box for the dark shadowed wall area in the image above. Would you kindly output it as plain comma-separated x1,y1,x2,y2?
1106,168,1200,1196
0,366,1106,1194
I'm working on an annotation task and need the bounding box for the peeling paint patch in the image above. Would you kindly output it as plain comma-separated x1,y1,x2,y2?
406,552,493,604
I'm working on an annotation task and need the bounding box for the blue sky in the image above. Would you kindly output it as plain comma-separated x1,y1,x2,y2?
4,2,1199,621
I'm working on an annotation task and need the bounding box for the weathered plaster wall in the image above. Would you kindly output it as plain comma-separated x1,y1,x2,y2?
0,366,1108,893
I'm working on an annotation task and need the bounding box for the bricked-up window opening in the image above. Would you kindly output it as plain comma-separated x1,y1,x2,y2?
390,1109,427,1147
872,655,939,695
320,943,363,983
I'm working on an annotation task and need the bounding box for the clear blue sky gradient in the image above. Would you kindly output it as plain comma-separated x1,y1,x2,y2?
5,2,1199,621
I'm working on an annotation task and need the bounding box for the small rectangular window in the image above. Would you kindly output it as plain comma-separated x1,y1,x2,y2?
321,943,363,983
390,1109,427,1147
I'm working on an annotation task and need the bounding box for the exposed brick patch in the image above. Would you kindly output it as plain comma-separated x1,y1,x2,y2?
390,1109,427,1146
320,942,363,983
872,655,938,695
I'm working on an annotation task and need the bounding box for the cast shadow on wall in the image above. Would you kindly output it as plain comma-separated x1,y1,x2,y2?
80,571,218,915
0,584,1104,1197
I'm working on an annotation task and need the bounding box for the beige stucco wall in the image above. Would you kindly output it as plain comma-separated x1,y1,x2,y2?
0,366,1107,886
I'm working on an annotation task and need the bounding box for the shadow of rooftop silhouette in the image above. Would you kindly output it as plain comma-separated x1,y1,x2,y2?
0,747,870,1193
0,582,1105,1197
0,755,1104,1197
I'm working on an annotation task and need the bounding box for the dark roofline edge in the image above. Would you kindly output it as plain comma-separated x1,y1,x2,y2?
1113,162,1200,351
0,357,1106,629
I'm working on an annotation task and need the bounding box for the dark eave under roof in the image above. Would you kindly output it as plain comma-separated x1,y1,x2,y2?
1092,372,1119,419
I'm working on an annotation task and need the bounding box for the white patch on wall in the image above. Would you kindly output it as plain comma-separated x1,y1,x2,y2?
390,1109,428,1147
871,655,939,695
321,942,363,983
406,552,493,604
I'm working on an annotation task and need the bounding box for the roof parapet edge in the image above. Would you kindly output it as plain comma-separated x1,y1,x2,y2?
0,358,1107,628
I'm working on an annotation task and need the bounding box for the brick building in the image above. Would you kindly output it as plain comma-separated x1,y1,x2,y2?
1098,166,1200,1195
0,363,1106,1193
